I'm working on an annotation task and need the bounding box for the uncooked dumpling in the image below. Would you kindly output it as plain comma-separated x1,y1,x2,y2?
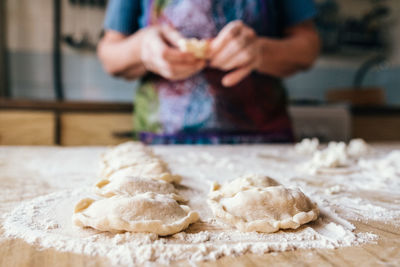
104,163,181,184
73,192,199,236
94,175,185,202
208,175,319,233
99,141,181,183
100,142,158,177
211,174,280,196
101,141,155,161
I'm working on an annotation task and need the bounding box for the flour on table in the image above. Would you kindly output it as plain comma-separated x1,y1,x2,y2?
358,150,400,182
2,188,376,266
2,143,399,266
347,138,370,158
298,139,371,174
295,138,319,154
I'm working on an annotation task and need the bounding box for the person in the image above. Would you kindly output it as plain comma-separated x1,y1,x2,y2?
98,0,320,144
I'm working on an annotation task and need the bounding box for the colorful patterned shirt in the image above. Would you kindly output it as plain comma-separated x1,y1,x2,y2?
104,0,317,144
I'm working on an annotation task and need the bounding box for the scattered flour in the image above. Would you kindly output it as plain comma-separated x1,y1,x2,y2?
1,144,399,266
1,188,376,266
299,139,370,175
294,138,319,155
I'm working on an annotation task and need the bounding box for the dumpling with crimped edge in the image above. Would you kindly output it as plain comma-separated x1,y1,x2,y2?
101,141,152,160
100,142,153,170
211,174,280,197
208,175,319,233
99,141,181,184
94,175,185,202
73,192,199,236
100,144,161,178
104,163,182,184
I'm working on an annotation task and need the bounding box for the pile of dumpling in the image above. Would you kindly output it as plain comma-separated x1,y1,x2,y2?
72,142,199,236
73,142,319,236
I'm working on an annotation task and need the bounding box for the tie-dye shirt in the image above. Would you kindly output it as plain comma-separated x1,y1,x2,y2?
105,0,317,144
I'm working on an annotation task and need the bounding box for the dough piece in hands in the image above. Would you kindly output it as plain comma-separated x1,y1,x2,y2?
208,175,319,233
95,175,185,202
73,192,199,236
177,38,208,59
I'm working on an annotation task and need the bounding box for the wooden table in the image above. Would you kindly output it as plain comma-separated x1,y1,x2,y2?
0,145,399,267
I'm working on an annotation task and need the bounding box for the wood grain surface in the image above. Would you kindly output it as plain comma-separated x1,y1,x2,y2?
60,113,133,146
0,111,55,145
0,146,399,267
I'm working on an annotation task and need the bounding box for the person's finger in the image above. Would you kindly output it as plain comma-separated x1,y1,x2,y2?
117,64,147,80
161,47,198,64
209,20,244,58
160,25,184,48
210,27,256,69
222,64,253,87
222,48,254,71
173,61,206,80
210,36,250,70
160,60,206,80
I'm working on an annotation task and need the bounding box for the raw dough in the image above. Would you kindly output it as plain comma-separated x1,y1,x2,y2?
73,192,199,236
177,38,208,59
100,141,181,183
208,175,319,233
211,174,279,197
104,163,181,184
94,175,185,202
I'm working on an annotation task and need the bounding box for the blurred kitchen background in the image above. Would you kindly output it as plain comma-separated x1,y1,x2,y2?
0,0,399,145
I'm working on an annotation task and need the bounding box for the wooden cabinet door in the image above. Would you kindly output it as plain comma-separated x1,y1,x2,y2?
0,111,55,145
352,115,400,141
61,113,133,146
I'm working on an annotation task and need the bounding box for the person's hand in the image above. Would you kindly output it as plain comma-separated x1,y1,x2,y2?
208,20,261,87
140,26,206,81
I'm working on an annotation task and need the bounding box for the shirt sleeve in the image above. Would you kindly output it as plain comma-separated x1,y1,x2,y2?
104,0,141,35
282,0,317,27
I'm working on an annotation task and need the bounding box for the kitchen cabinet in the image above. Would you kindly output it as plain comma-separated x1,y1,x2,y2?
1,99,400,145
60,113,132,146
0,99,133,146
352,107,400,142
0,110,54,145
352,115,400,141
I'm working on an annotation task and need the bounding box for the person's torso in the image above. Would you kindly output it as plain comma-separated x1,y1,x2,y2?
134,0,292,141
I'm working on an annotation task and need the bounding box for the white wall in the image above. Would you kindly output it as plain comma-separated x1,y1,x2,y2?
6,0,135,102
